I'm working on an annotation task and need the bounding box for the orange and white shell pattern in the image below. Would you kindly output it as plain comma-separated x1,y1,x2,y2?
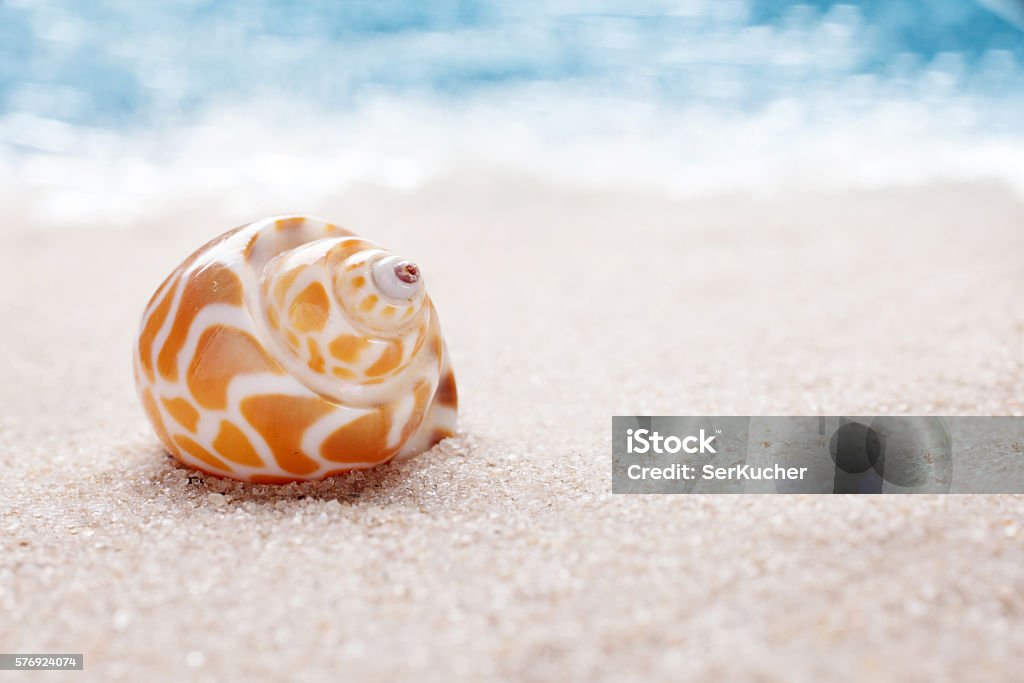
133,215,457,483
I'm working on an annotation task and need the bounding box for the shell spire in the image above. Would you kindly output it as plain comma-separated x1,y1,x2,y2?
133,215,457,483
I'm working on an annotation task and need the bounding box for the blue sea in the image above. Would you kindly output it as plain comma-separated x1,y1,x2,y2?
1,0,1023,222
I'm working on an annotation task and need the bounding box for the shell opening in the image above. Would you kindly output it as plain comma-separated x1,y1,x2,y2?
372,255,424,301
395,260,419,284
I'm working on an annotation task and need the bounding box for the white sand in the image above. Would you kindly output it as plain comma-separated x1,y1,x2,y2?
1,178,1023,682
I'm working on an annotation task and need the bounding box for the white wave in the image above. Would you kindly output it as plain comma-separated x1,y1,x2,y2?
2,84,1024,227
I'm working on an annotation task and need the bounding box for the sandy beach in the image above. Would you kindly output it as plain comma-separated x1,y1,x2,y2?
1,177,1023,681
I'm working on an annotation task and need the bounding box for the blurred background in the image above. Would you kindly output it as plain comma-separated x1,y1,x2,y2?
1,0,1023,226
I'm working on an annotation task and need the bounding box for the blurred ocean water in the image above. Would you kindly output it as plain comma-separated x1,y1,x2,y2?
1,0,1023,223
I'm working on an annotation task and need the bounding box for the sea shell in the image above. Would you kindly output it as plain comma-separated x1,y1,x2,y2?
133,215,457,483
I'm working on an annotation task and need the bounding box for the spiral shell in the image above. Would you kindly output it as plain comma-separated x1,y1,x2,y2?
133,216,457,483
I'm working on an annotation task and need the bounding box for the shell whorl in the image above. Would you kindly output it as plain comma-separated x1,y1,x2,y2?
244,217,439,409
133,215,457,483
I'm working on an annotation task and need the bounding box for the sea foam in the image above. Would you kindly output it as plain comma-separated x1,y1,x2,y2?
1,1,1022,225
